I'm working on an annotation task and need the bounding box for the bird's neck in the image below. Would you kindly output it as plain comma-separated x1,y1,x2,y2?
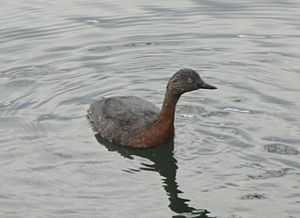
157,90,179,129
132,89,180,148
143,89,180,146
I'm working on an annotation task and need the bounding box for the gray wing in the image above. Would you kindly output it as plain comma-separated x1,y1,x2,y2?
87,96,159,143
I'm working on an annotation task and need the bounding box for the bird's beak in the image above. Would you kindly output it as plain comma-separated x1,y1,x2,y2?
200,82,217,90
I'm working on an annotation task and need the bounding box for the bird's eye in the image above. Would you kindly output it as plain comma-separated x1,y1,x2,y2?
187,78,193,84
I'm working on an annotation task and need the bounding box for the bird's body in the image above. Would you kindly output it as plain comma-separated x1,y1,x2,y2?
88,96,160,145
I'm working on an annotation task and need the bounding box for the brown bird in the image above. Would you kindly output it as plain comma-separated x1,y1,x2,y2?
88,68,217,148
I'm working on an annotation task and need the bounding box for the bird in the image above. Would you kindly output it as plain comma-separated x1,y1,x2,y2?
87,68,217,148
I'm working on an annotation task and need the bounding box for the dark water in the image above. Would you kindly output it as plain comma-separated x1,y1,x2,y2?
1,0,300,217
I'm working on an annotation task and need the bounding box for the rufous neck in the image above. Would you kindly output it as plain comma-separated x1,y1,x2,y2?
158,89,180,124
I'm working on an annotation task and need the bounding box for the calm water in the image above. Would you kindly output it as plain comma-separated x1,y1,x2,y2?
1,0,300,217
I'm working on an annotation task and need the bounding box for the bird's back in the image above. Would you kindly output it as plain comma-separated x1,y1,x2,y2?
87,96,159,144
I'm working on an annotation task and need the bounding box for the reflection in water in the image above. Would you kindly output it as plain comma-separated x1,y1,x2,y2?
95,134,212,218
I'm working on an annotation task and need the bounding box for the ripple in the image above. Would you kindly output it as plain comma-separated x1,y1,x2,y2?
223,107,250,114
264,143,299,155
247,168,292,180
0,22,84,43
240,193,267,200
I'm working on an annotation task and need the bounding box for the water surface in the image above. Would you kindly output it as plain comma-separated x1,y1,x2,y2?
1,0,300,217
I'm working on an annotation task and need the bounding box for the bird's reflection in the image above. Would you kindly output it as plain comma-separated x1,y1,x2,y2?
95,134,212,218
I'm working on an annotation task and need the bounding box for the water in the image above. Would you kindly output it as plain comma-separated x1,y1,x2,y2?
0,0,300,217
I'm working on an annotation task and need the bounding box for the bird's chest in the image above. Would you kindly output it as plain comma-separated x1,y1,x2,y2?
128,119,174,148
